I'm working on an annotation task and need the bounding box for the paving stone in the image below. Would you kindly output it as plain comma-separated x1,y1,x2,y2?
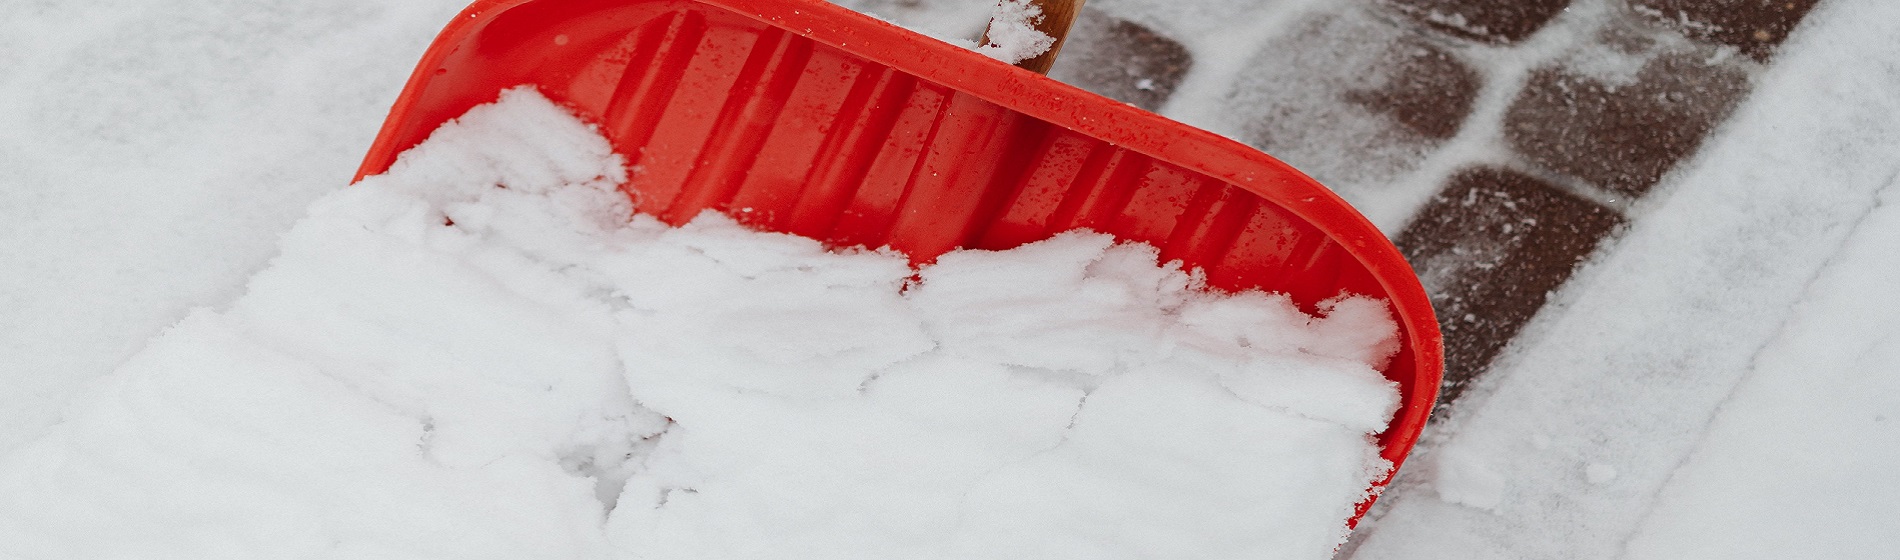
1343,36,1485,140
1048,10,1194,112
1396,167,1625,404
1228,6,1482,208
1375,0,1572,44
1631,0,1823,60
1503,48,1749,198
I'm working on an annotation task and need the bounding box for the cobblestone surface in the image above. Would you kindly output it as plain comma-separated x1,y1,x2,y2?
1055,0,1824,409
1048,11,1192,112
1343,35,1484,140
1632,0,1824,59
1505,46,1751,197
1224,4,1483,205
1395,167,1625,402
1376,0,1574,43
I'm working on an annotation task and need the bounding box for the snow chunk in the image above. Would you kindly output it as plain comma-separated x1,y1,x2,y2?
976,0,1056,65
1432,445,1506,512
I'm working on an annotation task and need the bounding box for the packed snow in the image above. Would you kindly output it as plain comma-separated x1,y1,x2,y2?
0,88,1403,558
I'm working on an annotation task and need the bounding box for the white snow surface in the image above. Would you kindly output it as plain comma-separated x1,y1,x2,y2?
1621,175,1900,558
0,88,1401,559
0,0,468,456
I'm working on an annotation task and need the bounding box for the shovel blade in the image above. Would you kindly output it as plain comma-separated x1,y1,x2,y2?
356,0,1443,525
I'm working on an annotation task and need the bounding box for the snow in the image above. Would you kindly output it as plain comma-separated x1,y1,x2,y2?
975,0,1056,64
1428,446,1506,512
833,0,993,47
1346,0,1900,557
1620,157,1900,560
4,0,1900,557
1583,463,1617,486
0,88,1401,558
0,0,467,455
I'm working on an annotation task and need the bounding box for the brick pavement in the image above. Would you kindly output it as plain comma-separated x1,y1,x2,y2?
1042,0,1822,408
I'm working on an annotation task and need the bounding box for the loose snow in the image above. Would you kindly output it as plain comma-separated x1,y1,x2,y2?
0,88,1402,559
975,0,1057,64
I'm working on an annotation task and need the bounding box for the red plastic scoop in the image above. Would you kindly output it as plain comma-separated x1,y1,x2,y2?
355,0,1442,524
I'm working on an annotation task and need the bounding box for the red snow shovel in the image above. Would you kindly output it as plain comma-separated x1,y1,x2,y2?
354,0,1442,525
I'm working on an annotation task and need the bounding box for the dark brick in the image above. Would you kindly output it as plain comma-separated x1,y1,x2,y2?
1377,0,1572,44
1396,167,1625,404
1503,49,1749,198
1631,0,1823,60
1343,36,1485,140
1047,11,1193,112
1228,8,1482,199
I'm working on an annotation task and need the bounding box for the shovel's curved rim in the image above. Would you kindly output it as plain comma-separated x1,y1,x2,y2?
359,0,1443,524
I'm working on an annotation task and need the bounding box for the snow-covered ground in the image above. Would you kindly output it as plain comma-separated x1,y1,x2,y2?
0,0,469,455
1,0,1895,558
1349,1,1900,557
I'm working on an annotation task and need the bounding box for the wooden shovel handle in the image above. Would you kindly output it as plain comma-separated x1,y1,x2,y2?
981,0,1086,75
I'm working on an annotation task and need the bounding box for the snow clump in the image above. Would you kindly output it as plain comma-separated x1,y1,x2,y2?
976,0,1057,64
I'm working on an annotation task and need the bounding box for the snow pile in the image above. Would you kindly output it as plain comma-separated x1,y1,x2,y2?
976,0,1056,64
0,88,1400,559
